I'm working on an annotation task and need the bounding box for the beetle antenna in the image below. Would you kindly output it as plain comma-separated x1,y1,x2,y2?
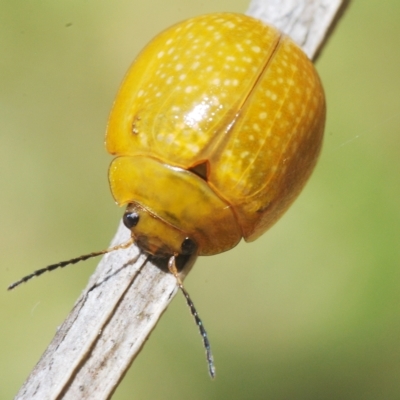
168,255,216,378
7,238,134,291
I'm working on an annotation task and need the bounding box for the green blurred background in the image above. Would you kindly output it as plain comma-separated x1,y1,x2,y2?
1,0,400,399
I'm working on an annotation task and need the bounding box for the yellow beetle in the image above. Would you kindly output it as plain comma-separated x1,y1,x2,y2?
107,13,325,258
9,13,325,378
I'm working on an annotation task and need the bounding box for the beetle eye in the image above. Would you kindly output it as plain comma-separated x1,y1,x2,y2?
123,212,140,229
181,237,197,255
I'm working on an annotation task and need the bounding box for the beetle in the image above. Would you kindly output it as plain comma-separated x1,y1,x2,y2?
9,13,325,378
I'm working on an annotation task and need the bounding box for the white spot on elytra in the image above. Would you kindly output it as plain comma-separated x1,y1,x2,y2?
266,90,277,101
224,21,236,29
188,144,200,153
211,96,220,106
259,112,267,120
235,44,244,52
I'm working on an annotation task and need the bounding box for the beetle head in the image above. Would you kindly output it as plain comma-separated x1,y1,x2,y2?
123,202,197,257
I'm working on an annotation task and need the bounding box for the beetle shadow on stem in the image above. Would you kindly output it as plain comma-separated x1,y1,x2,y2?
86,253,144,293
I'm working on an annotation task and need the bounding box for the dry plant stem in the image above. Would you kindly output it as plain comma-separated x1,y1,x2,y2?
14,1,349,399
15,221,197,400
247,0,350,60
